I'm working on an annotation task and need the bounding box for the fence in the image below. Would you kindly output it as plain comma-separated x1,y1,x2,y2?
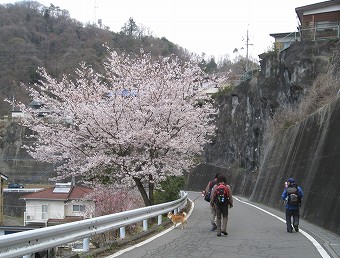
275,25,340,52
0,191,188,258
301,24,340,41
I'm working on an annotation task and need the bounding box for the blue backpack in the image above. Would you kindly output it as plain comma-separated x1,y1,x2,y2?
204,180,217,202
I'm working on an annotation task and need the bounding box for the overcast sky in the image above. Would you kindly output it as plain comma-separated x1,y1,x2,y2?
0,0,322,61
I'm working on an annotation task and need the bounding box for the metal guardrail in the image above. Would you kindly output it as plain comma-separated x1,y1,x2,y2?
240,68,261,82
0,191,188,258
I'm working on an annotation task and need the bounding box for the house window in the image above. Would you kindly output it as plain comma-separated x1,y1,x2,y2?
42,205,48,220
73,204,85,212
315,21,339,38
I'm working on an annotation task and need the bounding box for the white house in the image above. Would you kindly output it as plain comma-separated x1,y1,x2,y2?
20,182,94,227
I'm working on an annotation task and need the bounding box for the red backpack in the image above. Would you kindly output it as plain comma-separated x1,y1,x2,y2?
213,184,230,206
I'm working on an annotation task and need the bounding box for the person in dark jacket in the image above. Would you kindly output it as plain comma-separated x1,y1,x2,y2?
281,178,304,232
203,173,220,230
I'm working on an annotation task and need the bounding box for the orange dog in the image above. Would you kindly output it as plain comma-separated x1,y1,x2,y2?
167,212,187,229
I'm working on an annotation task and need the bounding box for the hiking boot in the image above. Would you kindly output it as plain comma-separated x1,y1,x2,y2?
294,226,299,232
221,231,228,235
211,223,217,231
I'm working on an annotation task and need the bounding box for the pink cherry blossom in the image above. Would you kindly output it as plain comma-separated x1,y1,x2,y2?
18,49,220,206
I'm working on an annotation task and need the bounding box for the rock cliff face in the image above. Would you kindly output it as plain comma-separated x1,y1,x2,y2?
187,40,340,235
204,40,338,172
0,121,55,184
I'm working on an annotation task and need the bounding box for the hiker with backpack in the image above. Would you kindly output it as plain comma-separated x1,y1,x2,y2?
203,173,220,231
281,178,304,233
210,174,233,236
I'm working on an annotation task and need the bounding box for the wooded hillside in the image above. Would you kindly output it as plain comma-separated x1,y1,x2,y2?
0,1,204,116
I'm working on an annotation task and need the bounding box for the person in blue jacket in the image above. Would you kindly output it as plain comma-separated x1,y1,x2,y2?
281,178,304,233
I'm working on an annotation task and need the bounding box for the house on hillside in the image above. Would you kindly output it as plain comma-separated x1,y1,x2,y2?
270,0,340,51
0,173,8,225
296,0,340,40
21,182,94,227
11,99,48,119
270,32,300,51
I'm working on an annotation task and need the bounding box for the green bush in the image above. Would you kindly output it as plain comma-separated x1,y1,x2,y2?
212,84,234,98
154,176,185,204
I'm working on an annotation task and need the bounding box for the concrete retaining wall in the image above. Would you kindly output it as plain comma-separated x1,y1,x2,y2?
185,163,257,197
187,98,340,236
3,192,26,217
250,97,340,235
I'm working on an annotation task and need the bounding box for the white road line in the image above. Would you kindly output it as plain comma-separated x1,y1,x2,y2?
106,200,195,257
108,196,331,258
235,197,331,258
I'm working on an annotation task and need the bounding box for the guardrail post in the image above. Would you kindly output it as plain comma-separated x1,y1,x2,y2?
120,227,125,239
157,215,162,225
83,237,90,252
48,247,55,257
143,219,148,231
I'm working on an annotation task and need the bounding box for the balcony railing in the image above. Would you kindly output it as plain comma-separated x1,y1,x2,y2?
275,25,340,52
24,211,48,226
301,24,340,41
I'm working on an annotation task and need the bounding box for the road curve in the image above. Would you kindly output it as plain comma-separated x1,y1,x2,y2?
106,191,340,258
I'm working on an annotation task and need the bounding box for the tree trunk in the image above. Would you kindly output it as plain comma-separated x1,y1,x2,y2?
133,177,151,206
148,174,154,205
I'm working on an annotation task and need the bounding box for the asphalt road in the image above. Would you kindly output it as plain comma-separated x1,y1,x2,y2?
106,191,340,258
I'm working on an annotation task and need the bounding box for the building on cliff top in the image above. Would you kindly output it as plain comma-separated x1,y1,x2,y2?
271,0,340,51
270,32,300,51
296,0,340,40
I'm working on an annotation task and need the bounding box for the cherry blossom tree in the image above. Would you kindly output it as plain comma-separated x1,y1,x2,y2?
80,186,144,246
18,49,218,206
88,186,144,216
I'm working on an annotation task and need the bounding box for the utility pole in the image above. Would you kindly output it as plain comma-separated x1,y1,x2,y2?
94,0,98,25
245,26,253,72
